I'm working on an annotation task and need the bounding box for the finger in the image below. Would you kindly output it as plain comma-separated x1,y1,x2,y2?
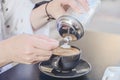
77,0,89,11
30,56,50,63
33,37,59,50
23,50,52,64
33,35,59,46
32,49,52,62
67,0,83,13
35,56,51,62
33,48,52,56
19,61,32,64
34,35,59,43
34,35,50,41
62,0,89,13
27,56,51,64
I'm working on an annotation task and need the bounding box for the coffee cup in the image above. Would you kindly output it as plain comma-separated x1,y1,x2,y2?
49,46,81,72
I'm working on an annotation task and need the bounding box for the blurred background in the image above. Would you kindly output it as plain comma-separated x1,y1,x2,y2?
87,0,120,34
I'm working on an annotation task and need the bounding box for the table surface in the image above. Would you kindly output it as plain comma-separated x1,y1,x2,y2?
1,31,120,80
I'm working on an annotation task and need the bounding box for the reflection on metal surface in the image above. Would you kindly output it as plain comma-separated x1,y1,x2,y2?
57,15,84,41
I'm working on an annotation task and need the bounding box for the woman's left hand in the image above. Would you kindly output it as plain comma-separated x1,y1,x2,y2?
60,0,89,12
48,0,89,19
31,0,89,30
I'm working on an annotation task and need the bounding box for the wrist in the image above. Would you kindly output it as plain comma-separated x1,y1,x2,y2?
46,1,55,18
31,3,48,30
0,41,12,67
31,1,56,30
47,0,65,19
45,1,56,21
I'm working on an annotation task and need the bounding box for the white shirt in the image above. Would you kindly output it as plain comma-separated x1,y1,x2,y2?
0,0,49,74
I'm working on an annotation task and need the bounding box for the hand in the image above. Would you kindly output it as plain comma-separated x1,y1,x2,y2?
30,0,89,30
60,0,89,12
0,34,59,64
48,0,89,19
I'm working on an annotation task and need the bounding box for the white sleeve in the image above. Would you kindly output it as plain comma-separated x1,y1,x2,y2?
0,1,4,40
2,0,35,39
15,0,35,34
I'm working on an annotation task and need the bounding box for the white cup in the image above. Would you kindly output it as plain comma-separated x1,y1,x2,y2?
102,67,120,80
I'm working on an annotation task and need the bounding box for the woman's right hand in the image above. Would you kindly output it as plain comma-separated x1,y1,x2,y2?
0,34,59,64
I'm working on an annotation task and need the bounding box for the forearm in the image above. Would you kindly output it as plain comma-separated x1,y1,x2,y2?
0,42,11,67
30,0,66,31
31,4,48,31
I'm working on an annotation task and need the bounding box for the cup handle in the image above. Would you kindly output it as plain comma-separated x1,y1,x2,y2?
78,54,81,60
51,56,61,70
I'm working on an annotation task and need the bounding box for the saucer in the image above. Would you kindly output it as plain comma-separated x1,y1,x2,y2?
39,59,91,78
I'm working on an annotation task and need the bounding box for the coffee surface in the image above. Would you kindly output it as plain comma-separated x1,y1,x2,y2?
53,47,80,56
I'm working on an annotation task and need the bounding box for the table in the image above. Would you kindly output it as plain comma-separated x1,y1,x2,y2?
1,31,120,80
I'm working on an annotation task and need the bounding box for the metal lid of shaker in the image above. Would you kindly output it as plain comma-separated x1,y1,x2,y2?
57,15,84,41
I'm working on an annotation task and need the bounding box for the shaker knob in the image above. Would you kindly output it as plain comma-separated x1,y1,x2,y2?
57,15,84,41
